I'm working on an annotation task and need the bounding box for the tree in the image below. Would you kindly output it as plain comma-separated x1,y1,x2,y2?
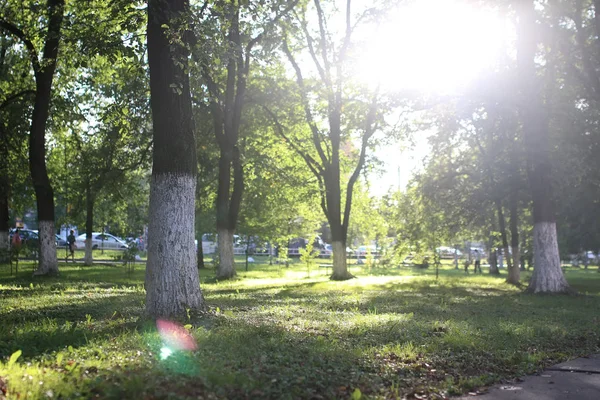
1,0,65,275
69,54,150,265
516,0,570,293
279,0,387,280
145,0,205,318
346,183,387,250
191,0,298,279
0,36,34,255
545,0,600,266
237,103,322,254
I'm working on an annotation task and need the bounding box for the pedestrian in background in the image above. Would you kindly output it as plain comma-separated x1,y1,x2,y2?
66,230,76,262
474,249,482,273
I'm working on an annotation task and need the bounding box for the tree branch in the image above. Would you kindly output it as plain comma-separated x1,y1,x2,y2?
247,0,299,53
296,11,327,84
343,92,378,230
313,0,332,86
261,103,328,217
0,89,35,111
282,38,329,166
0,19,41,73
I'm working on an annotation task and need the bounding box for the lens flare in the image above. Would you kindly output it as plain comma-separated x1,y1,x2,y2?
156,319,198,352
160,346,173,360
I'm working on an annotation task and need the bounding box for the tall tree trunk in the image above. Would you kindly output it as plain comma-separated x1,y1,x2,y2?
507,188,521,285
488,231,499,275
145,0,205,318
195,205,205,270
0,130,8,256
495,199,512,272
216,228,235,278
84,184,94,265
30,0,64,276
215,149,237,279
330,223,351,280
516,0,570,293
0,49,8,257
326,162,353,280
204,2,247,280
197,235,205,269
0,187,8,257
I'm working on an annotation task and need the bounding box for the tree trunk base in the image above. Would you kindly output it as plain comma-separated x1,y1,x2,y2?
330,241,353,281
506,246,520,285
145,174,205,318
329,272,355,281
33,220,59,276
526,222,572,294
84,239,93,265
216,228,236,280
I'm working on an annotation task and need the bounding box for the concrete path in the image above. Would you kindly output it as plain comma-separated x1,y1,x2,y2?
456,354,600,399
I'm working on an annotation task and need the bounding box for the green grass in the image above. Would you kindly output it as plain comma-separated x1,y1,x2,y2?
0,259,599,399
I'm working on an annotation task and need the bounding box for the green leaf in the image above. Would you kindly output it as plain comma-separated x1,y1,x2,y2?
56,352,64,365
224,310,234,317
8,350,22,367
351,388,362,400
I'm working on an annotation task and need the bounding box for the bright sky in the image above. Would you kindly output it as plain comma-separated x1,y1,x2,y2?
356,0,513,196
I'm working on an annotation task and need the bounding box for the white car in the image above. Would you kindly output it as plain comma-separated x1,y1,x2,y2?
75,232,129,250
355,245,378,257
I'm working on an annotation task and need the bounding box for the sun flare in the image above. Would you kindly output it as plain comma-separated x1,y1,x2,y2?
354,0,512,94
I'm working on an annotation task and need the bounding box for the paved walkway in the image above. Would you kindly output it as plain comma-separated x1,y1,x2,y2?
456,354,600,399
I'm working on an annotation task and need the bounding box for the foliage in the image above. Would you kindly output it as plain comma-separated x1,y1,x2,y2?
299,235,319,277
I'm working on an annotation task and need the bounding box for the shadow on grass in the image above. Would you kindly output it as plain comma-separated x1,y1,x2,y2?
2,262,600,399
0,291,145,359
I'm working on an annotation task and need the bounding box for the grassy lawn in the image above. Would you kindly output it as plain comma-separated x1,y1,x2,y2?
0,259,599,399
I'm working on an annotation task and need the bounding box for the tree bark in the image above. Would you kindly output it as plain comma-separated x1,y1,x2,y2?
216,227,235,279
214,146,242,278
0,133,8,255
29,0,64,276
488,232,499,275
145,0,205,318
326,166,353,280
84,184,94,265
507,188,521,284
0,189,8,255
516,0,570,293
197,236,205,269
495,199,512,272
203,2,246,280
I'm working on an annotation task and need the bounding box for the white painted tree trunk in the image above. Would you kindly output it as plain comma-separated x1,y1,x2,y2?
145,175,204,317
216,228,236,279
34,220,58,275
508,245,520,284
84,239,93,265
527,222,570,293
331,241,352,280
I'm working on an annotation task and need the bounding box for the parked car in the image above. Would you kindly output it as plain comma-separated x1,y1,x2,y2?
355,245,379,257
436,246,462,259
320,244,355,258
75,232,129,250
8,229,62,249
55,234,68,248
